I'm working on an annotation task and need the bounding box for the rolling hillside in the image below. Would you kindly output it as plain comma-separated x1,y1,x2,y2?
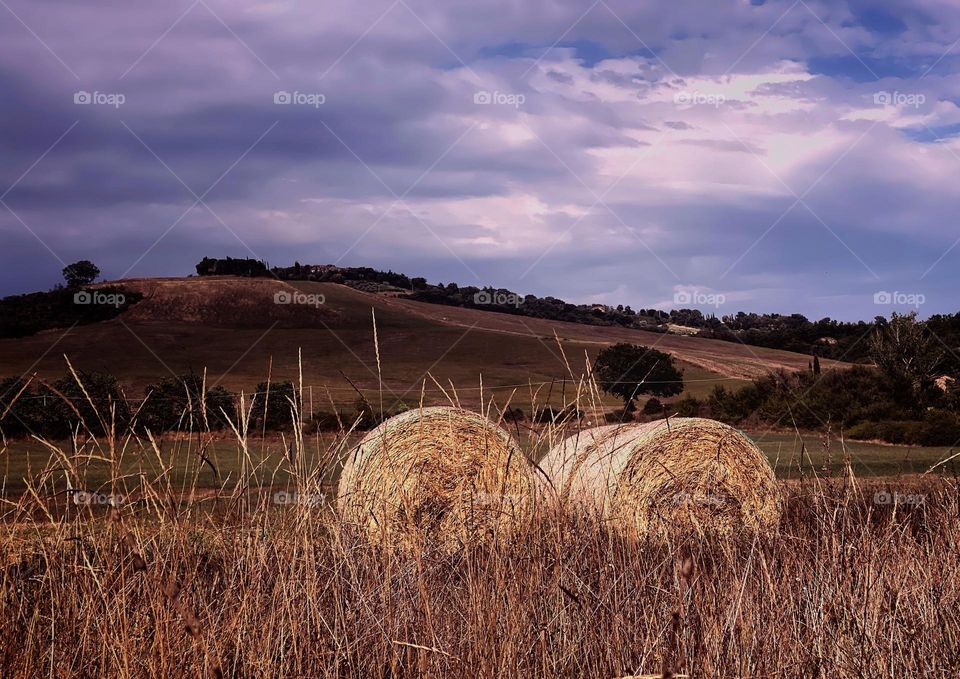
0,277,847,411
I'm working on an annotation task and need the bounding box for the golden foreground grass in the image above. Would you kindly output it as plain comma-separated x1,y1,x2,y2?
1,478,958,677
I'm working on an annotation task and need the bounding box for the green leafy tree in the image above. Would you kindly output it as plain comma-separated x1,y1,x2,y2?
592,343,683,409
62,260,100,288
868,311,942,411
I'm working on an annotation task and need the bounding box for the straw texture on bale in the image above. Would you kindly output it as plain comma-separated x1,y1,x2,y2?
540,417,782,537
338,406,533,544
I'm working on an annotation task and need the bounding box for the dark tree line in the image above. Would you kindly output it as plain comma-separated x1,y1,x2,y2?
0,371,410,441
195,257,270,277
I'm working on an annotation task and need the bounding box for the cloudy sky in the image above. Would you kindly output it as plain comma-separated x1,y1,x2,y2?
1,0,959,320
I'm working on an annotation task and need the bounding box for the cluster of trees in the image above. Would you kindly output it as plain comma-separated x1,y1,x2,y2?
0,260,141,338
668,367,960,446
0,372,131,439
212,257,669,329
21,256,960,368
195,257,269,277
668,313,960,445
922,313,960,374
0,286,141,338
270,263,418,287
413,285,653,328
3,312,957,446
694,313,880,362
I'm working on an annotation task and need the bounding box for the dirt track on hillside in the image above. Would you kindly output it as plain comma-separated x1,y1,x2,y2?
372,292,848,381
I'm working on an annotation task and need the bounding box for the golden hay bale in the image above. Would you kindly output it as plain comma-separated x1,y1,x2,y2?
337,406,533,545
540,417,782,537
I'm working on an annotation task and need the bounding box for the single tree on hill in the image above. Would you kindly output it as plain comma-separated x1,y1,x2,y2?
869,311,942,410
62,260,100,288
592,343,684,410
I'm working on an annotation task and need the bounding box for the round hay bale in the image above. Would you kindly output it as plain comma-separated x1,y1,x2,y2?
337,406,533,545
540,417,782,537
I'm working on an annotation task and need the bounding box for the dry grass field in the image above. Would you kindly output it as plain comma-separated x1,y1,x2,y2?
373,286,847,380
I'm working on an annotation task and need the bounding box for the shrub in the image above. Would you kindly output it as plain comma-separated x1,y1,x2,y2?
308,410,343,432
502,407,526,423
44,372,131,438
250,382,301,431
349,397,377,430
347,397,411,430
847,420,925,445
534,405,582,423
918,409,960,447
0,378,46,438
673,395,703,418
701,365,901,431
642,397,663,415
138,374,235,433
